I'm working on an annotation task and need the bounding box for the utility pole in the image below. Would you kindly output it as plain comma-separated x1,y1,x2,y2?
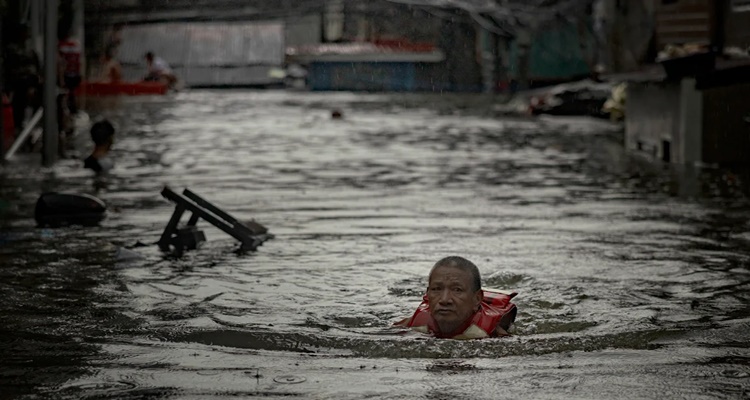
31,0,43,56
43,0,58,167
74,0,85,78
0,18,4,164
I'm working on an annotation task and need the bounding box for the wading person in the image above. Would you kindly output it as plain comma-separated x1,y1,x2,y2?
58,28,82,116
395,256,517,339
98,47,123,83
83,119,116,174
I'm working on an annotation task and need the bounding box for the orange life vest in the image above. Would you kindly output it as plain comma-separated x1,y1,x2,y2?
402,289,517,339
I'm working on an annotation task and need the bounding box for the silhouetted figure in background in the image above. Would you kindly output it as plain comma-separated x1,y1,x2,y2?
143,51,177,88
84,120,116,174
98,23,124,83
98,47,122,83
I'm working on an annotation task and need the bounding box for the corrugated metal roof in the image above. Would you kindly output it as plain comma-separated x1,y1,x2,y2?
116,21,284,86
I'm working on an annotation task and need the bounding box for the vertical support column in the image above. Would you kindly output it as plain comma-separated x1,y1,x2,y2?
709,0,727,55
31,0,44,57
679,77,703,164
495,37,510,94
42,0,58,167
480,29,496,94
592,0,609,73
0,18,4,163
516,28,532,91
73,0,85,79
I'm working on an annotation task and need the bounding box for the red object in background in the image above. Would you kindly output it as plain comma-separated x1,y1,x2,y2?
75,81,168,96
59,38,82,77
3,95,14,151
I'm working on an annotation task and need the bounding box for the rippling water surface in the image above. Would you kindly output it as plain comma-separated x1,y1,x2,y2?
1,90,749,399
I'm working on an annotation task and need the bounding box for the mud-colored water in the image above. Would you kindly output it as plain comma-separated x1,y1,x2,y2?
1,90,749,399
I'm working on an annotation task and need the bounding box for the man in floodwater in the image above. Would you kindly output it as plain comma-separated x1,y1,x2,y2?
396,256,517,339
83,119,116,174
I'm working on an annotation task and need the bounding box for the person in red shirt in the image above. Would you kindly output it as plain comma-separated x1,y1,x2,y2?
58,29,82,115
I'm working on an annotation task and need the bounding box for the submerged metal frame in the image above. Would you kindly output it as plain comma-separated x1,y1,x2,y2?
158,186,273,255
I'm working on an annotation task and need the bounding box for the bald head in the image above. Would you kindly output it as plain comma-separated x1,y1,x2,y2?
430,256,481,292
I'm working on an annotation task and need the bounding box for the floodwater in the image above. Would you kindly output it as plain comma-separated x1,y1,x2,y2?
1,90,749,399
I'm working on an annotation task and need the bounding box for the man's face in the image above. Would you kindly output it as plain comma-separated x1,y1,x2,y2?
427,265,482,335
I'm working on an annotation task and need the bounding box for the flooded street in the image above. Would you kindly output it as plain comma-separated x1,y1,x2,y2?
1,90,749,399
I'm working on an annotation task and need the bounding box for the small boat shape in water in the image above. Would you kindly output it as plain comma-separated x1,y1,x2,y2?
76,80,168,96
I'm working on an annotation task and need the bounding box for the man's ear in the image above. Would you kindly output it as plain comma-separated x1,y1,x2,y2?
474,289,483,307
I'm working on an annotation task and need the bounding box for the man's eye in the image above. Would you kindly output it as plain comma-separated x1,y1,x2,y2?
452,287,463,292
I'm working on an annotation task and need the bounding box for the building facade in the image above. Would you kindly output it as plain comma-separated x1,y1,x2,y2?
624,0,750,166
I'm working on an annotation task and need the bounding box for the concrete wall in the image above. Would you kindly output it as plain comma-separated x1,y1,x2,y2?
678,78,703,164
625,81,681,161
627,77,750,166
286,14,322,47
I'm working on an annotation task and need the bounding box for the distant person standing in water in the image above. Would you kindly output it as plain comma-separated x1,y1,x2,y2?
98,47,122,83
143,51,177,88
58,28,82,115
84,120,116,174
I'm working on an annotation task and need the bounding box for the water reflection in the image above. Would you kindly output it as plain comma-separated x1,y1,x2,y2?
0,90,749,398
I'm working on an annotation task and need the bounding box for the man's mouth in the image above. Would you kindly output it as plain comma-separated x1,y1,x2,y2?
435,309,454,315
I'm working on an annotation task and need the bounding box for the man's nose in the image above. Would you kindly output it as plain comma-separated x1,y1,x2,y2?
437,289,453,304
